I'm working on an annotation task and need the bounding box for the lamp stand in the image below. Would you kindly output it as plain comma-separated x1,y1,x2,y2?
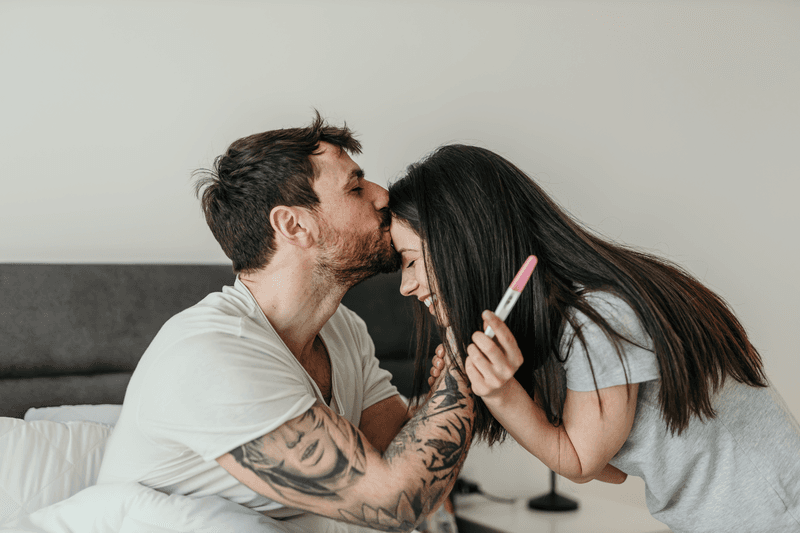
527,470,579,512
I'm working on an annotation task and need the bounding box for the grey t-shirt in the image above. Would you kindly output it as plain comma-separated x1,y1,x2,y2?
560,292,800,533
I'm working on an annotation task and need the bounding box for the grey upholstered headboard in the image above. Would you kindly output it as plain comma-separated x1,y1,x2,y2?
0,264,417,418
0,264,236,418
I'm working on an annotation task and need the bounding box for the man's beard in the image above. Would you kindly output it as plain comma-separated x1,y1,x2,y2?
314,209,401,288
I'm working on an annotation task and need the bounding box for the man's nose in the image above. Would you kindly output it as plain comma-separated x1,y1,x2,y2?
368,180,389,208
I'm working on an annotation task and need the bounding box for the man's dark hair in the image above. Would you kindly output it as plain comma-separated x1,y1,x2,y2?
194,111,362,273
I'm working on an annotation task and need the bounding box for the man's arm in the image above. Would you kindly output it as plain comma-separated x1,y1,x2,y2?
216,366,473,532
359,394,410,453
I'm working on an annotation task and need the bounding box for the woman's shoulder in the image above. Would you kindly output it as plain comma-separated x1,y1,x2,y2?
560,289,660,390
568,289,641,335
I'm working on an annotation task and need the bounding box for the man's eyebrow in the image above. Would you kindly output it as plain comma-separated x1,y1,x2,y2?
343,168,364,188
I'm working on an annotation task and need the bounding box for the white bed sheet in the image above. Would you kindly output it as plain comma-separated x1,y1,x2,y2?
2,482,306,533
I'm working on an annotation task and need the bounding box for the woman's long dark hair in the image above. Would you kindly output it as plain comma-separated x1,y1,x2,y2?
389,144,767,443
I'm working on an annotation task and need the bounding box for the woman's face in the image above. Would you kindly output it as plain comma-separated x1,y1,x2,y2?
390,218,442,320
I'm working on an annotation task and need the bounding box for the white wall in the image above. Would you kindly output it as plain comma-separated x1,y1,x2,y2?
2,0,798,508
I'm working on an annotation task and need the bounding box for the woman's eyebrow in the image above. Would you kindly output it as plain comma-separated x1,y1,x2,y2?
394,247,418,255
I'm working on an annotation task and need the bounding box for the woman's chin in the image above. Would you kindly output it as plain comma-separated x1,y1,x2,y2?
429,306,449,327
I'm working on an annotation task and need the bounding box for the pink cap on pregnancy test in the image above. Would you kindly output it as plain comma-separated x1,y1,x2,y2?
485,255,538,339
510,255,538,292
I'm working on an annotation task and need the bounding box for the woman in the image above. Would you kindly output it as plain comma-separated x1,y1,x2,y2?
388,144,800,533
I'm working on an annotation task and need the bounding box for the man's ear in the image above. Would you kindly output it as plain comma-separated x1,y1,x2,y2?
270,205,318,249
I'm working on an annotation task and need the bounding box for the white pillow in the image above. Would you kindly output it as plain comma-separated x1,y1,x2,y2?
6,482,308,533
24,405,122,426
0,418,112,524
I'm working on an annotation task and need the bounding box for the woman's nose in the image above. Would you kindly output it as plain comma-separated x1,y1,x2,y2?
399,272,418,297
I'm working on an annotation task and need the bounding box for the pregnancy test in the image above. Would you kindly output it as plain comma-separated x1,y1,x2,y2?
484,255,538,339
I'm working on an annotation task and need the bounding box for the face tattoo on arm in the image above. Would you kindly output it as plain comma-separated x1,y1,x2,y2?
231,406,367,500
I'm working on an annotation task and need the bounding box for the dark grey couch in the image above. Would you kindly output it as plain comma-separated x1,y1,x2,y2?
0,264,420,418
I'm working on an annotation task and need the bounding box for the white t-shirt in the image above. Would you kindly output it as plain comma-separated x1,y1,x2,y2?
96,278,398,517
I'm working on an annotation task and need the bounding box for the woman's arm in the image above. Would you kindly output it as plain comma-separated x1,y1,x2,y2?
464,311,637,484
595,463,628,484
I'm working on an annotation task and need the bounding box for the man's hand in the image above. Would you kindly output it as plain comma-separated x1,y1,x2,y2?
428,344,446,387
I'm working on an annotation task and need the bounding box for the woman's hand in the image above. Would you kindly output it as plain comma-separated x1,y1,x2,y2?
465,310,524,401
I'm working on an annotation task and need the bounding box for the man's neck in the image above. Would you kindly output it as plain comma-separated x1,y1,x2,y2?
239,256,347,362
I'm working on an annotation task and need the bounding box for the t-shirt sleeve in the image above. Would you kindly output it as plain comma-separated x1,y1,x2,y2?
136,330,317,462
342,307,399,409
561,292,660,392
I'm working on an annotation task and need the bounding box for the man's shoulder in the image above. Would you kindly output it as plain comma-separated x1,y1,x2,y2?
129,292,304,410
176,283,255,320
140,286,290,374
158,284,257,337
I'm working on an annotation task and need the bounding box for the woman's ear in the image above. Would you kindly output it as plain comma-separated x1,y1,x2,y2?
270,206,318,249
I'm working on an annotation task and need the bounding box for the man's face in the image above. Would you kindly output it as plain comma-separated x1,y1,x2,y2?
310,142,400,286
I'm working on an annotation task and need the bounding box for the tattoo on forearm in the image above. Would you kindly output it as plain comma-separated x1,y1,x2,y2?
381,368,473,514
385,371,471,462
230,367,472,532
428,371,467,409
339,489,443,532
347,369,471,531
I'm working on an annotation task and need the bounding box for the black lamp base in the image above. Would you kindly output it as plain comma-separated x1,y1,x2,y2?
527,491,579,512
527,470,579,512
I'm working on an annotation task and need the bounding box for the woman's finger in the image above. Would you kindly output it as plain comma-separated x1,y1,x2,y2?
466,343,497,378
464,354,486,389
471,329,510,369
482,310,521,352
480,310,524,368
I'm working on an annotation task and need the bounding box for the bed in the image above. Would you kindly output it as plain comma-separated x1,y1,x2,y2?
0,263,423,532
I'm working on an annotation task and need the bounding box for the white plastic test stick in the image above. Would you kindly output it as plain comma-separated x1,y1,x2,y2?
484,255,538,339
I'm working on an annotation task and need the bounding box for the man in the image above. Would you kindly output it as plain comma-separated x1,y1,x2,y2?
97,112,474,532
